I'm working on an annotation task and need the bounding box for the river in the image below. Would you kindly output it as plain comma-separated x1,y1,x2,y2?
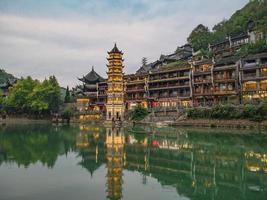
0,123,266,200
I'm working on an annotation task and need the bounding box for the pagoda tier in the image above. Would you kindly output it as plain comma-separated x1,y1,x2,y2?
105,44,125,121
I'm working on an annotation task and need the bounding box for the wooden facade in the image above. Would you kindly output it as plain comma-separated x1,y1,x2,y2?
74,29,267,119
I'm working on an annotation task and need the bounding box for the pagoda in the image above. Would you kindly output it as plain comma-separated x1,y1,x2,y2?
106,44,125,121
74,66,105,112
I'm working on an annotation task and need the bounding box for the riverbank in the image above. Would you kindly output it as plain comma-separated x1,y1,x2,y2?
2,116,267,131
171,119,267,129
137,118,267,129
0,117,51,125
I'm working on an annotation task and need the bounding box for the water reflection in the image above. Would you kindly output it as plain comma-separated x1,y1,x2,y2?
106,127,124,200
0,124,267,200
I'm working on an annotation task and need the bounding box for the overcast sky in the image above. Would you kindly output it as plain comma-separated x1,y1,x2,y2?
0,0,249,87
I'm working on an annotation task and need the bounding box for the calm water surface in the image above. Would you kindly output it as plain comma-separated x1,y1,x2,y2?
0,123,267,200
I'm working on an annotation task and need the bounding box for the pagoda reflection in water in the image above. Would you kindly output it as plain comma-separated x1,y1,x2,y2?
1,125,266,199
106,127,125,200
75,125,267,200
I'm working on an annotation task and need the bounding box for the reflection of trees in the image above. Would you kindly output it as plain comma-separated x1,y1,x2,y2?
0,124,78,168
1,124,267,199
124,127,267,200
76,129,106,176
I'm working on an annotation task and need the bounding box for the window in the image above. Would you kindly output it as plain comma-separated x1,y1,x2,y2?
261,68,267,76
260,80,267,90
243,81,257,91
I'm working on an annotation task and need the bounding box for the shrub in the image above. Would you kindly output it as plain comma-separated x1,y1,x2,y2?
62,105,75,120
186,102,266,122
131,105,148,121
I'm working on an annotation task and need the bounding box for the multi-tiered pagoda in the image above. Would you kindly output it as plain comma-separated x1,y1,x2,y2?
106,44,125,121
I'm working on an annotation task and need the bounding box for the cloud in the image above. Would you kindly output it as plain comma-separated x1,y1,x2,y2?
0,0,249,87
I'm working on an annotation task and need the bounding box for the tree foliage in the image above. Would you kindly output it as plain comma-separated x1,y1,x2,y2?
62,105,75,120
3,76,62,116
237,39,267,57
64,86,71,103
187,24,212,51
131,105,148,121
186,102,267,122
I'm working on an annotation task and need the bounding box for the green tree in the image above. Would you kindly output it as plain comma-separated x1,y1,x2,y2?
187,24,212,51
62,105,75,123
4,75,62,116
64,86,71,103
5,76,38,113
28,81,49,115
187,0,267,51
237,39,267,57
44,76,62,113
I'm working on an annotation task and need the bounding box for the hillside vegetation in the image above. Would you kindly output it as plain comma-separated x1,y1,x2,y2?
187,0,267,51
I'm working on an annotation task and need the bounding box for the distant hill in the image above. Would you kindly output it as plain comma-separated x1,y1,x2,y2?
187,0,267,51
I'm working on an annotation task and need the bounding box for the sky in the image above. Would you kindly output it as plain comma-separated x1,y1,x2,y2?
0,0,249,87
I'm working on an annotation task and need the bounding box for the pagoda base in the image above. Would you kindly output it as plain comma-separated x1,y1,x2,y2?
104,120,122,128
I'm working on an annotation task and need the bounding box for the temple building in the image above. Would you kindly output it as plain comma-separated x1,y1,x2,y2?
106,44,125,121
73,66,106,121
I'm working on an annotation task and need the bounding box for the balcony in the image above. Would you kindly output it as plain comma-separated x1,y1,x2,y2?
195,90,213,96
194,79,212,84
125,96,145,101
243,62,257,68
214,64,236,71
98,86,107,90
243,73,257,80
126,87,145,92
95,101,106,105
178,93,191,98
126,80,145,85
149,83,190,90
214,76,236,82
243,87,257,92
149,76,189,83
152,93,190,99
213,90,236,95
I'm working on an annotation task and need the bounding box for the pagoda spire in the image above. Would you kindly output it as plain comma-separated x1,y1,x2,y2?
108,43,122,54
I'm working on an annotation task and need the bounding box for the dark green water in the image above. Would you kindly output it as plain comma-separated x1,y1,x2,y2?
0,124,267,200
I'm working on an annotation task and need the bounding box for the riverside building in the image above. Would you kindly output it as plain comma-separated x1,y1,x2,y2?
74,30,267,120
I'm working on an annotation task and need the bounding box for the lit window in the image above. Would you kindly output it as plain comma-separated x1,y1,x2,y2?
243,81,257,91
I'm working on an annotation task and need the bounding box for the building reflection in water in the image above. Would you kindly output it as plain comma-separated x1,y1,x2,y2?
76,125,102,177
106,127,125,200
74,126,267,200
1,124,267,199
